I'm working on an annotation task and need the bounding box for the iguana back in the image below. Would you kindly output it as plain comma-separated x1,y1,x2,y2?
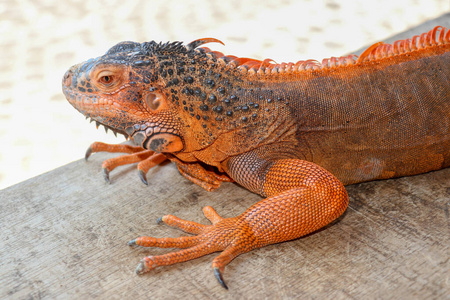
259,44,449,184
181,29,449,185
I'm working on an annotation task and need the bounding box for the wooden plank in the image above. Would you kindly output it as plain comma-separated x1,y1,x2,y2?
1,151,448,298
1,17,449,299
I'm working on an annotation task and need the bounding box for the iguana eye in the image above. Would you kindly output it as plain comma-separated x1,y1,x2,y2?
97,71,115,86
100,75,113,84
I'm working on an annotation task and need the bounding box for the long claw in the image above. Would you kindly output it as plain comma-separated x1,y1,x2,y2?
128,239,137,246
214,267,228,290
103,168,111,184
156,217,164,224
135,260,150,275
85,146,93,161
138,169,148,185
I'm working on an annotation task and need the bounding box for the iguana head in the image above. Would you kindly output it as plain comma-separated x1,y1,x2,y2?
62,38,266,154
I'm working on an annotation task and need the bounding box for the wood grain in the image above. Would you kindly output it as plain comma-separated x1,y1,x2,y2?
1,149,448,299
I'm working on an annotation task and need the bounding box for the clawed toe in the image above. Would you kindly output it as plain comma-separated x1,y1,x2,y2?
135,259,151,275
102,168,111,183
128,207,254,289
138,169,148,185
214,267,228,289
85,145,93,160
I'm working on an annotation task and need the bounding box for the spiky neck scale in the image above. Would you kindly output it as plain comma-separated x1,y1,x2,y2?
148,41,296,156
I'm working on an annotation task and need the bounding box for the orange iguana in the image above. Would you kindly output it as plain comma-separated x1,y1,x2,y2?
62,26,450,289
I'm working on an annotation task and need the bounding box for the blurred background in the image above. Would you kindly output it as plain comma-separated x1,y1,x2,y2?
0,0,448,189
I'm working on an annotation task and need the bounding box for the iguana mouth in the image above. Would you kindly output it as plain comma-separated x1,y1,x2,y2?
87,116,129,138
62,85,129,138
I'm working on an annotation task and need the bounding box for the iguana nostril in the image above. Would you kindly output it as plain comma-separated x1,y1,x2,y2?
63,71,72,87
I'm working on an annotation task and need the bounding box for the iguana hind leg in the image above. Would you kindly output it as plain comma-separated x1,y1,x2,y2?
129,155,348,289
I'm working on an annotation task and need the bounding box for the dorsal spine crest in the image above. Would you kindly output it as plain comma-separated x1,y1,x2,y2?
188,26,450,76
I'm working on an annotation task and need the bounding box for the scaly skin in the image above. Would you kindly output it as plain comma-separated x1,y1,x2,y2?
62,27,450,289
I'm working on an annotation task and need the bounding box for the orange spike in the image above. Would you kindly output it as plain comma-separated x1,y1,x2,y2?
186,26,449,74
430,26,440,45
242,60,262,68
356,42,384,64
230,57,257,67
260,58,276,69
419,32,428,47
437,26,446,43
186,38,225,51
210,51,225,59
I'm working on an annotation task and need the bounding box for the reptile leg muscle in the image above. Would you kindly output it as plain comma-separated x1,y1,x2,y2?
130,151,348,288
226,153,349,245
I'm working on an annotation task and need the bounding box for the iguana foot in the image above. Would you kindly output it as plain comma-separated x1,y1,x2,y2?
129,206,254,289
128,174,348,289
85,142,168,184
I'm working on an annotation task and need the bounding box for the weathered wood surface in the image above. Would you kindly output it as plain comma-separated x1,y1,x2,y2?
1,18,449,299
1,153,448,299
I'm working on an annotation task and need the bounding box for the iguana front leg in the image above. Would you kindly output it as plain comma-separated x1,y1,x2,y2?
85,142,166,184
85,141,232,188
129,151,349,289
